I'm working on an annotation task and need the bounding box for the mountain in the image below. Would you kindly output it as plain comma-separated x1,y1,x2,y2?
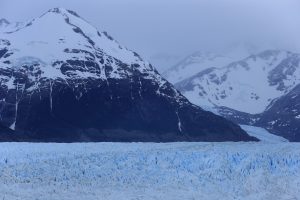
168,50,300,141
163,52,235,84
0,8,254,142
255,85,300,141
175,50,300,114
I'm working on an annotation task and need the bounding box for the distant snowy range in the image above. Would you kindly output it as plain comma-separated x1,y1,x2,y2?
164,49,300,142
0,8,300,200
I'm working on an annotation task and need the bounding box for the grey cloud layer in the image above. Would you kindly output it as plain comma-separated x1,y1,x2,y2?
1,0,299,70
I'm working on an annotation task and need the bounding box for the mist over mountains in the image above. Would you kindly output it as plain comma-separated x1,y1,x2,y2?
1,0,300,71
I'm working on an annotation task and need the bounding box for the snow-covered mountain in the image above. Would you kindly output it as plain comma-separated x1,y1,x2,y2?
163,52,235,84
162,43,261,85
176,50,300,114
0,8,254,142
166,50,300,141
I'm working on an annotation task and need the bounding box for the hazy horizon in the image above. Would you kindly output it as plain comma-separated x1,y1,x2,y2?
1,0,300,71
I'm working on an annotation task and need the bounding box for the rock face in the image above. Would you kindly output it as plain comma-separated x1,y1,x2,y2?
255,85,300,141
0,122,11,133
0,8,254,142
0,122,16,141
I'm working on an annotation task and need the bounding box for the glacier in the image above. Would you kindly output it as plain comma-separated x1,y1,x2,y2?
0,142,299,200
241,125,288,143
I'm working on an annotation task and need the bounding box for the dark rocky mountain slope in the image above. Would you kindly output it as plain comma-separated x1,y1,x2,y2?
255,85,300,141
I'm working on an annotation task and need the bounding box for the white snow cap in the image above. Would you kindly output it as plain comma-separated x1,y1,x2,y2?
0,8,161,81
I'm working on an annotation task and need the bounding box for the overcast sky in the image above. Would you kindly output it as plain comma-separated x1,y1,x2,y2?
1,0,300,71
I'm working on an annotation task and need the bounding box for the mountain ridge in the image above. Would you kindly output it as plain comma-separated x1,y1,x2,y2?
175,50,300,114
0,8,255,142
167,49,300,141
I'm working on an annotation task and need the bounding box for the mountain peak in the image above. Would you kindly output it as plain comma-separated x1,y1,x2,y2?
35,8,83,25
0,8,254,142
1,8,148,71
47,8,80,17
